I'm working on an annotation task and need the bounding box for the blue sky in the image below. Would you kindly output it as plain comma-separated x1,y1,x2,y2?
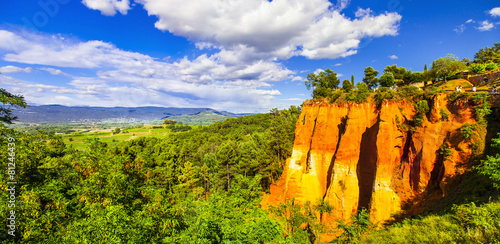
0,0,499,113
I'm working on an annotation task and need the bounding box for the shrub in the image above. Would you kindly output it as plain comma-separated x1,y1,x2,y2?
329,90,344,103
373,88,396,104
439,143,452,160
414,100,429,126
396,86,422,101
346,83,370,103
469,63,485,74
485,62,498,71
477,133,500,189
440,108,450,121
446,91,469,103
342,79,353,92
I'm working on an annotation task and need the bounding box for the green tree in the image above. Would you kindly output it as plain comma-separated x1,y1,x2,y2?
313,198,334,223
163,119,177,125
351,74,355,86
342,79,354,92
0,88,28,124
379,72,395,87
384,64,407,80
305,69,341,98
474,42,500,63
470,63,486,74
431,54,467,81
363,66,379,90
478,133,500,189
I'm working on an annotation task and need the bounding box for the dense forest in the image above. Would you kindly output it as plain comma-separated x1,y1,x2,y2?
1,43,500,243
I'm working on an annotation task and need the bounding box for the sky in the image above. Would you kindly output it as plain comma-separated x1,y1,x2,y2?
0,0,499,113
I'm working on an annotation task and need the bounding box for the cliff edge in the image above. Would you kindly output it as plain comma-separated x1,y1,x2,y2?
265,94,482,224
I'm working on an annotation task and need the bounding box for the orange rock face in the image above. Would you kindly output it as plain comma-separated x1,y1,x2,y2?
266,94,479,224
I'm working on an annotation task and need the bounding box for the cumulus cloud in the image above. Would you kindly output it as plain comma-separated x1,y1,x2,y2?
132,0,401,60
0,30,293,112
82,0,131,16
389,55,398,60
477,20,494,31
0,65,32,73
489,7,500,17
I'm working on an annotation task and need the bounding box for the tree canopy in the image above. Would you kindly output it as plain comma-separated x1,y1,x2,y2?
474,42,500,64
431,54,466,80
0,88,28,124
363,66,379,90
305,68,340,98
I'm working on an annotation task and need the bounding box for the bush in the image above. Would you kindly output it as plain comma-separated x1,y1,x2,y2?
414,100,429,126
346,83,370,103
477,133,500,189
373,88,396,104
342,79,353,92
328,90,344,103
485,62,498,71
469,63,486,74
397,86,422,101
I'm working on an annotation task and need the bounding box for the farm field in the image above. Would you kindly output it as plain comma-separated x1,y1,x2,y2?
62,125,196,150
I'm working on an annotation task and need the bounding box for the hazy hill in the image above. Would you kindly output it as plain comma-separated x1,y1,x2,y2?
13,105,245,123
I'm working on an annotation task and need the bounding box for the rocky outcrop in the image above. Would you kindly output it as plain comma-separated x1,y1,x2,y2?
266,94,480,224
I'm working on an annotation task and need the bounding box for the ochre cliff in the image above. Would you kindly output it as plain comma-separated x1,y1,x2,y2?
265,94,480,224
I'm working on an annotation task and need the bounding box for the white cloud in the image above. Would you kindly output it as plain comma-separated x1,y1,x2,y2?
334,63,342,66
389,55,398,60
39,67,71,76
0,30,294,113
335,0,351,11
466,19,474,23
454,24,466,33
281,98,302,101
477,20,494,31
0,65,32,73
82,0,131,16
131,0,401,60
489,7,500,17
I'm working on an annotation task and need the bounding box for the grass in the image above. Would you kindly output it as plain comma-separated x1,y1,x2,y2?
62,125,186,150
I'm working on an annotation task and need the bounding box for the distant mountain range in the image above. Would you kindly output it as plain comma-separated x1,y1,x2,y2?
13,105,248,124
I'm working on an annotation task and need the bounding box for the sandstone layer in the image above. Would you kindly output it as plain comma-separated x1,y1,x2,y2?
266,94,478,224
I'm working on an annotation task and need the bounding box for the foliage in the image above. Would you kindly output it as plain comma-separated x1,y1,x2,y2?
346,83,371,103
163,119,177,125
469,63,486,74
474,42,500,63
439,143,452,160
440,108,450,121
485,62,498,71
335,209,372,243
0,88,28,124
373,87,396,104
0,99,303,243
379,72,395,87
384,64,406,80
342,79,353,92
305,68,341,99
363,66,380,90
413,100,429,126
430,54,467,80
477,133,500,189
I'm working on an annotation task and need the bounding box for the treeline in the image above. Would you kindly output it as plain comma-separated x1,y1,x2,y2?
306,42,500,100
1,94,326,242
